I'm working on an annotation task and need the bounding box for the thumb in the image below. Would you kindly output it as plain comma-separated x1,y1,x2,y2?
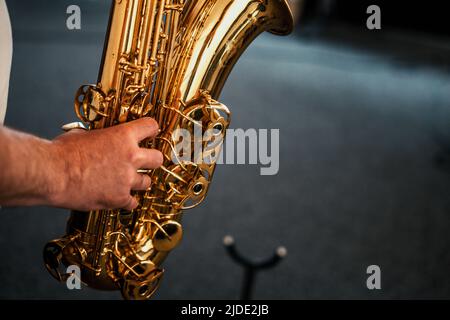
64,128,87,136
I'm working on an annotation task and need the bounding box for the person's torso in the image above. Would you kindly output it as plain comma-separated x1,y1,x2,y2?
0,0,12,125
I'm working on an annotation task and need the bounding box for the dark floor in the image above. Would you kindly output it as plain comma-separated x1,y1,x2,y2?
1,1,450,299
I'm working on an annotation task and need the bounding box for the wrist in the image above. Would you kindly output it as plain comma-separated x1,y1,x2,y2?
45,139,72,208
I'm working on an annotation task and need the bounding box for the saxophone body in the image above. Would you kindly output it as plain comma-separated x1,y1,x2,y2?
44,0,293,299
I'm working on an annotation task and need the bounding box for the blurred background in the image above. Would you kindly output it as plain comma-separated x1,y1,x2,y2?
1,0,450,299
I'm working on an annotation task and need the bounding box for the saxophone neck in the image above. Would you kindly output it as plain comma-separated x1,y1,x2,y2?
177,0,294,101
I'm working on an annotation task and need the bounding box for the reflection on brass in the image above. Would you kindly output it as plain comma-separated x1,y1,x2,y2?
44,0,293,299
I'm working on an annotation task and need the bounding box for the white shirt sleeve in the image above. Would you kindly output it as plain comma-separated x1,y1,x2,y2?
0,0,12,125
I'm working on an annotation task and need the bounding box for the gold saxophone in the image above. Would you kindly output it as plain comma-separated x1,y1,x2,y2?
43,0,293,299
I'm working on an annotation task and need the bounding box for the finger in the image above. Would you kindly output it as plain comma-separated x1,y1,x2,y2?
127,117,160,142
131,174,151,191
123,196,139,211
134,149,164,169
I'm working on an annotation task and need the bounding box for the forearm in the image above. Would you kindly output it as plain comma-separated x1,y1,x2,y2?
0,126,63,206
0,118,162,211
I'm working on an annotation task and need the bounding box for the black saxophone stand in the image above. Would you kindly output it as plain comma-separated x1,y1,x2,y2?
223,235,287,300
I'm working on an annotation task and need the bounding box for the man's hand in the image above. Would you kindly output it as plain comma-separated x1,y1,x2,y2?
0,118,163,211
